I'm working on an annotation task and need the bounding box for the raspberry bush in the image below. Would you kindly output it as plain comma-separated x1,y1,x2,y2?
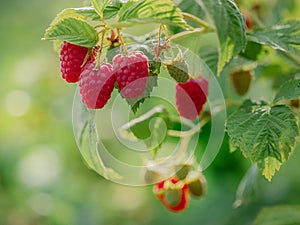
43,0,300,221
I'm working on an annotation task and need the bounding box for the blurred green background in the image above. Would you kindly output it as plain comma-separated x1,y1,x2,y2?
0,0,300,225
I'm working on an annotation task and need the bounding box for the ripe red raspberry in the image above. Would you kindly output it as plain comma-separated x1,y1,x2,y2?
79,62,115,109
176,77,208,120
153,178,189,212
113,51,149,99
60,41,94,83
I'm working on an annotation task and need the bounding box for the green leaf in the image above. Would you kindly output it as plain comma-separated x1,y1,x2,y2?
91,0,112,19
197,0,246,74
49,8,87,27
73,7,100,20
116,0,189,28
274,79,300,102
43,17,99,48
249,21,300,56
226,100,299,181
74,4,123,21
254,205,300,225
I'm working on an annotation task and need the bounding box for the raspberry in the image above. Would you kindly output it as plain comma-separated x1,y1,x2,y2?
176,77,208,120
113,51,149,99
153,178,189,212
166,60,189,83
79,62,115,109
60,41,94,83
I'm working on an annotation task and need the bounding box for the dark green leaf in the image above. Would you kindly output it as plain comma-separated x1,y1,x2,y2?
43,17,99,48
197,0,246,74
226,100,299,181
274,79,300,102
249,21,300,56
254,205,300,225
117,0,189,29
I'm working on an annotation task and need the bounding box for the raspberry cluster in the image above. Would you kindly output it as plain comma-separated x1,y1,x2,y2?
59,42,150,109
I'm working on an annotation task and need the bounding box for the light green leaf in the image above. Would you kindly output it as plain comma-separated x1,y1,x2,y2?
274,79,300,102
73,5,122,20
254,205,300,225
91,0,112,19
49,8,87,27
196,0,246,74
116,0,189,28
43,17,99,48
249,21,300,56
73,7,100,20
226,100,299,181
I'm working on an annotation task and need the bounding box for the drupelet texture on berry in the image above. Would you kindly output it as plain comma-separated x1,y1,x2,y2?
113,51,149,99
176,77,208,120
79,62,116,109
60,41,94,83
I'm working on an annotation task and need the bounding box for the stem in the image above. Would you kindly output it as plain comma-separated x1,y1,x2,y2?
181,12,212,30
117,28,128,55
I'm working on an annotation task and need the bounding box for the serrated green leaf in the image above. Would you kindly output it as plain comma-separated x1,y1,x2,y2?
75,4,123,21
249,21,300,56
254,205,300,225
116,0,189,29
92,0,112,19
43,17,99,48
196,0,246,75
49,8,87,27
73,7,100,20
226,100,299,181
274,79,300,102
196,0,246,72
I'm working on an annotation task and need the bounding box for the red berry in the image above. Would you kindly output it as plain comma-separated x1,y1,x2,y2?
79,62,115,109
60,41,94,83
176,77,208,120
113,51,149,99
153,178,189,213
